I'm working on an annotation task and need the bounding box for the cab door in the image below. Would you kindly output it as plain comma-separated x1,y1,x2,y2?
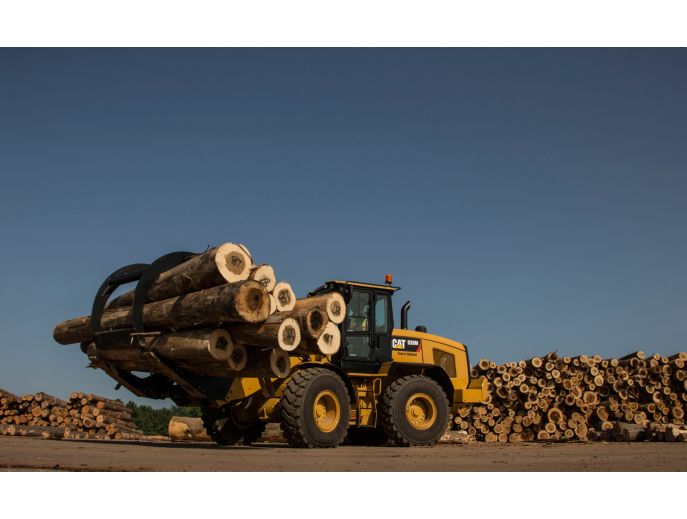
336,288,393,373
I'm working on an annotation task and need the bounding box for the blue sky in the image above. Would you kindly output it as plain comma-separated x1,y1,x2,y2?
0,49,685,405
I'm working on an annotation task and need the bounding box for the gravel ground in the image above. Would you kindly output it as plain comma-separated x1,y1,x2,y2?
1,436,686,471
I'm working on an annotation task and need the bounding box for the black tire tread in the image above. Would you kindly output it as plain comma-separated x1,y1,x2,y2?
280,367,348,448
380,375,448,447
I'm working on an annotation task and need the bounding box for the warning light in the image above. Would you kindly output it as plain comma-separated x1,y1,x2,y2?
385,274,393,285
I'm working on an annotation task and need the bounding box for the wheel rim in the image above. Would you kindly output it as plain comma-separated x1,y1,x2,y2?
313,390,341,433
405,392,437,430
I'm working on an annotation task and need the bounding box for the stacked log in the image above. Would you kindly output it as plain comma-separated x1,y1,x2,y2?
53,242,346,381
0,389,147,440
453,350,687,442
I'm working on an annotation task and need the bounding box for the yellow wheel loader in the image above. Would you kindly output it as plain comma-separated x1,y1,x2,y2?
202,279,487,447
61,252,487,448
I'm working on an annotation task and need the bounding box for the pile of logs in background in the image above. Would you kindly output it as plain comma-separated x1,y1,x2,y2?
453,350,687,442
0,389,149,440
53,242,346,380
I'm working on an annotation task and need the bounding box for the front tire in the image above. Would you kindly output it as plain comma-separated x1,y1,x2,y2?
280,368,350,448
380,375,449,446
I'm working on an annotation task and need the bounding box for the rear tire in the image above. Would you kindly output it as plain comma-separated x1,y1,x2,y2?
280,367,350,448
380,375,449,446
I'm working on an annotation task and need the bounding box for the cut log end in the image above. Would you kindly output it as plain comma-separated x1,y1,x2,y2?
279,318,301,352
300,307,327,339
271,349,291,378
236,280,271,322
273,282,296,312
227,342,248,371
249,264,277,292
215,243,252,282
317,322,341,355
326,292,346,325
207,329,234,361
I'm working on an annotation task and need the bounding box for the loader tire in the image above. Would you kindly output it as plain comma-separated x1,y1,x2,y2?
380,375,449,447
202,407,266,446
280,367,350,448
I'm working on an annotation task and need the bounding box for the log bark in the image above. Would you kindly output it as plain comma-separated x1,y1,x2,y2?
53,280,270,345
94,399,128,412
240,348,292,378
0,424,63,438
92,408,131,420
95,415,135,428
168,416,210,442
107,243,252,309
87,328,245,371
293,292,346,325
152,329,235,361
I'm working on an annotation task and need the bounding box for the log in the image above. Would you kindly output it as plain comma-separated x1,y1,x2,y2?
107,243,252,309
284,307,328,340
152,329,235,361
249,264,276,292
293,292,346,325
87,328,245,368
91,408,132,420
240,348,292,378
296,322,341,355
525,357,543,369
168,416,210,442
95,400,129,412
229,316,301,352
226,342,249,371
95,415,136,428
0,424,64,438
272,282,296,312
53,280,270,345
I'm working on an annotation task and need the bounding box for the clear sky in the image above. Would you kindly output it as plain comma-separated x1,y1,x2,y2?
0,49,685,405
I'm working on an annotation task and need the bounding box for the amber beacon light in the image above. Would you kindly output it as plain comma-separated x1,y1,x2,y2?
385,274,393,285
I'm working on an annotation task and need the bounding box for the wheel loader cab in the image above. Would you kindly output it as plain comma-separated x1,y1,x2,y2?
311,281,399,374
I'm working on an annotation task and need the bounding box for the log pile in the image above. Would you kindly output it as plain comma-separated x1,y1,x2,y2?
454,351,687,442
0,389,147,440
53,242,345,380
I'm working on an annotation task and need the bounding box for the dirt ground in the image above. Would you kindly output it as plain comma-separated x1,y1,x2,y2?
1,436,686,471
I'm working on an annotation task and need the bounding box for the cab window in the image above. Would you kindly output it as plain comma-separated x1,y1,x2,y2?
375,295,390,334
346,290,370,332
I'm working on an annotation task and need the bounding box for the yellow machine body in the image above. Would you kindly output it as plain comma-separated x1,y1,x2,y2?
224,329,487,428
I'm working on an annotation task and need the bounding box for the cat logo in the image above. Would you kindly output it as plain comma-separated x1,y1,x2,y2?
392,338,421,351
392,338,406,349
